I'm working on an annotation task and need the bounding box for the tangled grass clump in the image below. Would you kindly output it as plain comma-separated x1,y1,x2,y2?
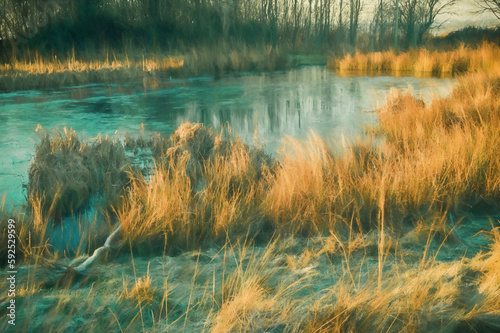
116,123,275,250
28,127,131,221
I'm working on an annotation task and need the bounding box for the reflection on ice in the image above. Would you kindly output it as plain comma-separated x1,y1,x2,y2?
0,67,454,206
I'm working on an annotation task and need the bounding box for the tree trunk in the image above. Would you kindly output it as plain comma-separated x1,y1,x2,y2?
394,0,399,52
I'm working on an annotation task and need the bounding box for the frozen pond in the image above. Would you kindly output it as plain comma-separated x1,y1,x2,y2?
0,66,454,207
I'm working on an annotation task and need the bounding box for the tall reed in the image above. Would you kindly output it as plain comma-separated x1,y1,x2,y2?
328,42,500,77
116,123,273,251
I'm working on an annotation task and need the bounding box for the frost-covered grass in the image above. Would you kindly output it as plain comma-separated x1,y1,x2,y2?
0,225,498,332
28,127,130,220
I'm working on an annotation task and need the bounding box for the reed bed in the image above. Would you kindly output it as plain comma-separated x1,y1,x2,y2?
268,68,500,233
329,42,500,77
0,50,184,76
0,51,184,91
0,43,286,91
117,123,273,251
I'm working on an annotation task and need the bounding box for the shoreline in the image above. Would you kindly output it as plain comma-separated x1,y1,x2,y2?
1,49,330,92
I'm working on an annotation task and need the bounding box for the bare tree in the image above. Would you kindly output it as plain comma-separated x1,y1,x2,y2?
214,0,236,42
349,0,362,47
394,0,399,51
474,0,500,20
336,0,345,45
370,0,389,50
400,0,456,48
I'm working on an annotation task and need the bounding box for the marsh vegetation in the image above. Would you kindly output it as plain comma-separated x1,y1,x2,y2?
1,0,500,332
1,44,500,331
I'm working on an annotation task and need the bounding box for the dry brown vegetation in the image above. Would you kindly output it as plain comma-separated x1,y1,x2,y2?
0,50,184,76
1,48,500,332
1,223,498,332
329,42,500,77
118,122,273,251
0,44,287,91
115,64,500,249
28,127,131,220
0,51,183,91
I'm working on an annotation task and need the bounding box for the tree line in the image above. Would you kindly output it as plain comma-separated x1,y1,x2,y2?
0,0,465,60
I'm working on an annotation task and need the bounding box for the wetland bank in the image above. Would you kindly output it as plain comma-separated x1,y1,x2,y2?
1,0,500,332
1,45,500,332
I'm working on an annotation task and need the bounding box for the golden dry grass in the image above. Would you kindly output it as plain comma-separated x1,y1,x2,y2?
41,60,499,253
264,65,500,236
329,42,500,77
304,232,500,332
0,50,184,76
116,123,272,250
0,43,285,91
1,226,499,332
121,264,157,306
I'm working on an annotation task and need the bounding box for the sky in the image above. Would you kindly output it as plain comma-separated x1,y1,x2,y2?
436,0,499,33
360,0,498,35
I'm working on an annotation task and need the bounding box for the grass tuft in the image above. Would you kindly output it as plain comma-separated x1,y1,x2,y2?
28,127,131,220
